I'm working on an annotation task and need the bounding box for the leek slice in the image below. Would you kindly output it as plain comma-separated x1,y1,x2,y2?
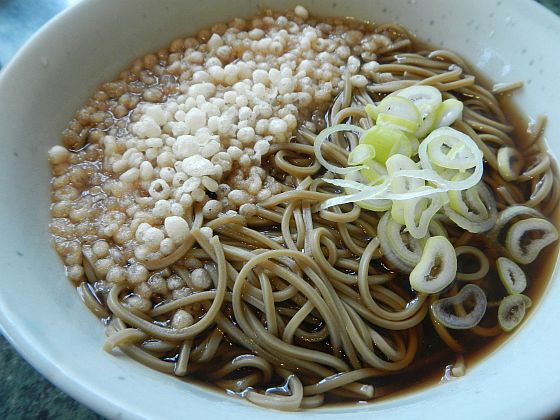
435,98,463,128
431,284,487,329
313,124,366,175
505,217,559,264
498,294,532,332
343,171,392,212
386,216,423,266
360,125,407,164
455,246,490,281
496,257,527,294
497,147,524,181
348,144,376,166
403,189,446,239
409,236,457,294
415,103,438,138
489,205,543,240
395,85,442,109
377,212,416,273
427,128,480,170
444,182,497,233
361,159,388,184
375,96,420,133
377,113,418,133
386,154,424,223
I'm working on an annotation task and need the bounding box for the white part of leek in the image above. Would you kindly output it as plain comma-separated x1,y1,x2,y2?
431,284,487,329
455,246,490,281
498,294,532,332
496,257,527,294
313,124,366,175
395,86,442,109
505,217,559,264
348,144,376,166
489,205,543,240
403,191,446,239
443,182,497,233
386,216,423,266
435,99,463,128
497,147,523,182
377,212,416,273
409,236,457,294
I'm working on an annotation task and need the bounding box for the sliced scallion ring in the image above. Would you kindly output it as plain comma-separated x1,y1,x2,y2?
505,217,559,264
360,125,407,164
403,190,446,239
375,96,420,127
415,103,438,138
427,129,480,170
377,113,419,134
377,211,416,273
498,294,532,332
434,98,463,128
386,216,423,266
361,159,388,184
348,144,376,166
431,284,487,330
343,171,392,212
409,236,457,294
497,147,524,181
444,182,497,233
365,103,378,121
455,246,490,281
429,218,448,237
313,124,366,175
488,205,543,240
496,257,527,294
386,154,424,223
394,85,442,109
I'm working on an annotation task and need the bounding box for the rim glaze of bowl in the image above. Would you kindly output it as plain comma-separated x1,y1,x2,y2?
1,0,559,418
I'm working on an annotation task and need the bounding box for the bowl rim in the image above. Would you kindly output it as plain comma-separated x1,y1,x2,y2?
2,0,560,418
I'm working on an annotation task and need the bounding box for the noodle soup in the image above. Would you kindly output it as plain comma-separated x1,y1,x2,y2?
47,6,559,410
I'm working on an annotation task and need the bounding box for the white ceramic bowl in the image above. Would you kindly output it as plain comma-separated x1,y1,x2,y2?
1,0,560,418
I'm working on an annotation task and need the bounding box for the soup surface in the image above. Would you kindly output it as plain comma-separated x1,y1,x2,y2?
48,5,559,410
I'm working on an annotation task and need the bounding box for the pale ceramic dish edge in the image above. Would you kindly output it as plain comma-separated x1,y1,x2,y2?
1,0,559,419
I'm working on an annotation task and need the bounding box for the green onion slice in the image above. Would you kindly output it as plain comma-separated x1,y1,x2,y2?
409,236,457,294
489,205,543,240
505,217,559,264
313,124,366,175
444,182,497,233
397,127,484,192
377,211,417,273
348,144,376,166
497,147,524,182
360,125,407,164
343,171,392,212
455,246,490,281
403,189,446,239
415,103,438,138
386,215,423,266
427,128,480,170
498,294,532,332
394,85,442,109
496,257,527,294
431,284,487,329
435,98,464,128
361,159,388,184
374,96,420,133
377,113,419,134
